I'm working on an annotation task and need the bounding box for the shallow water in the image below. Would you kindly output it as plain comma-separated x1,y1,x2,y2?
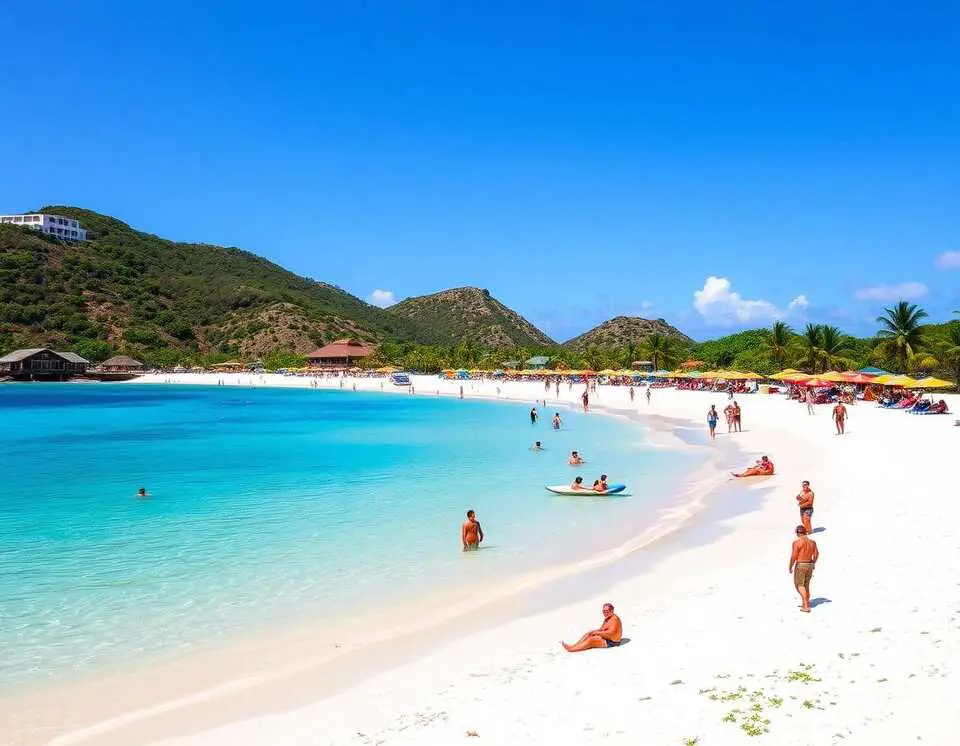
0,383,697,690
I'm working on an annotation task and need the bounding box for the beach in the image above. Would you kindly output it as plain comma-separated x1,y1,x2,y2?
3,375,959,745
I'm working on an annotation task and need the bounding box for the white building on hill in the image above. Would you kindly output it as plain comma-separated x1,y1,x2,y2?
0,213,87,240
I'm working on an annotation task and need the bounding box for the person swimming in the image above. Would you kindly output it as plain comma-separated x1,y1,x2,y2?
568,450,584,465
531,441,544,451
571,476,586,490
136,487,149,499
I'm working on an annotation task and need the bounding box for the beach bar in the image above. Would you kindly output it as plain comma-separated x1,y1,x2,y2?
0,348,90,381
305,338,375,368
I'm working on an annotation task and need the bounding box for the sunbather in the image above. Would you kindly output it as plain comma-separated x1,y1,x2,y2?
733,455,775,478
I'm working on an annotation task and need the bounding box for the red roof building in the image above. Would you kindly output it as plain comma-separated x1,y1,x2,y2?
305,339,375,367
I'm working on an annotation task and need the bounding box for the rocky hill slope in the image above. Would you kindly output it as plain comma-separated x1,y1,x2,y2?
563,315,692,348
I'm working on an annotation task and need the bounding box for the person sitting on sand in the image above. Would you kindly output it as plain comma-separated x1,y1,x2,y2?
552,412,562,430
593,474,609,492
568,451,584,465
461,510,484,551
732,455,774,478
562,602,623,652
531,441,544,451
571,476,586,490
789,525,819,612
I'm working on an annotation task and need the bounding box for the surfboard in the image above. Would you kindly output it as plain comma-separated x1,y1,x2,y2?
545,484,626,496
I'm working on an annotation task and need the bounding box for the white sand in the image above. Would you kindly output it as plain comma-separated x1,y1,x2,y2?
9,374,960,745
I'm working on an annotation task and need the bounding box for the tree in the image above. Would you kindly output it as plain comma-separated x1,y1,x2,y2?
796,323,823,373
875,300,928,373
817,325,855,371
760,321,793,370
936,323,960,390
641,333,678,372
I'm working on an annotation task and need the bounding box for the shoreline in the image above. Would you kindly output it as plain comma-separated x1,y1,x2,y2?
2,375,744,746
6,377,959,745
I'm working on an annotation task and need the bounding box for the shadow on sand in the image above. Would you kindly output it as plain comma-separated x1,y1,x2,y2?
810,597,832,608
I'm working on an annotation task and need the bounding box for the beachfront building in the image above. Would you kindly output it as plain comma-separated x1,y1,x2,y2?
0,213,87,240
305,338,375,368
0,348,90,380
99,355,145,372
525,356,551,370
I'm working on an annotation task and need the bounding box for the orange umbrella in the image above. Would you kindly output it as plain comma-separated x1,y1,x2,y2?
804,378,831,387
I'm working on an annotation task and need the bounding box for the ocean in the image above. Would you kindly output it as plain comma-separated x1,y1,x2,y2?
0,383,697,692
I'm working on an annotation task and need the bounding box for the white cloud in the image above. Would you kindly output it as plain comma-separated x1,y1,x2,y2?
367,289,397,307
692,276,802,327
935,251,960,270
640,300,654,311
853,282,928,301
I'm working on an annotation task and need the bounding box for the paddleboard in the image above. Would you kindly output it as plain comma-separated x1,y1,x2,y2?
545,484,626,496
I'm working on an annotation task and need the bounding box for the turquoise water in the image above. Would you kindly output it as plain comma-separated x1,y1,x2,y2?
0,383,695,691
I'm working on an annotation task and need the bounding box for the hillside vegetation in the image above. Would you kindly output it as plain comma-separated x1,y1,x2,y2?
0,207,434,365
388,287,556,349
564,316,692,348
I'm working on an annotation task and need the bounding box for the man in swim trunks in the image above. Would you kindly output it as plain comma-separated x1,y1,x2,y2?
530,407,538,424
571,476,586,490
462,510,484,551
707,405,719,440
562,602,623,652
552,412,562,430
568,451,584,465
796,480,815,534
789,525,819,612
832,401,847,435
594,474,609,492
732,400,742,432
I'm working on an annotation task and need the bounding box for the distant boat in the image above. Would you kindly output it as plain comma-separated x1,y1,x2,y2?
390,372,411,386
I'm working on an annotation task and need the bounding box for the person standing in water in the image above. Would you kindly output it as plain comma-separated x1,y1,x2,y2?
462,510,484,551
136,487,149,499
581,390,589,412
530,407,539,424
552,412,562,430
789,525,819,612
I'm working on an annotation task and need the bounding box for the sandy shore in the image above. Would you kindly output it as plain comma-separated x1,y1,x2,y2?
5,375,959,745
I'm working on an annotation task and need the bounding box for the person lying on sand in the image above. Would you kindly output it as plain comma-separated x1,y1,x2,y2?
562,602,622,652
568,451,584,465
732,455,774,478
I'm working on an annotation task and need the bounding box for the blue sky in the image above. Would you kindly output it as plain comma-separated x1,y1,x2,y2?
1,1,958,341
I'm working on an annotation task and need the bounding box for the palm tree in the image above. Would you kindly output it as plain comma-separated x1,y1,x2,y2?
875,300,928,373
796,323,823,373
761,321,794,370
936,323,960,390
641,333,678,372
817,325,855,371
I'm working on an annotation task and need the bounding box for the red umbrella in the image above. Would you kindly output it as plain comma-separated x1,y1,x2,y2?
804,378,830,387
844,373,874,384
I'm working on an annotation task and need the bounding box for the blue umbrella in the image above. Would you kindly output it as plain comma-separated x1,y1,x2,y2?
859,366,889,376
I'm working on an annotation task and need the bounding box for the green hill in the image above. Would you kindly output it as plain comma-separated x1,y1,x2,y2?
563,315,692,348
0,207,433,364
388,287,556,349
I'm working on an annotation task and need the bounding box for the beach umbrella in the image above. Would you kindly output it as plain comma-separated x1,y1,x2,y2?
582,369,596,376
844,373,875,384
726,371,762,380
598,369,618,376
820,371,847,382
803,378,831,387
879,374,916,387
769,369,800,380
783,372,812,382
912,376,954,388
859,366,888,376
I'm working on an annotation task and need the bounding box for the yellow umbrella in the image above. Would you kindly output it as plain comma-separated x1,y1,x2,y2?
820,371,847,383
913,376,954,388
598,369,618,376
769,369,800,380
725,371,762,380
880,374,916,387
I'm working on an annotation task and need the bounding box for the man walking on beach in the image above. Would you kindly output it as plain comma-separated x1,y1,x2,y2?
733,400,742,432
562,602,622,652
646,387,651,405
789,525,819,613
832,400,847,435
462,510,484,551
796,480,815,534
